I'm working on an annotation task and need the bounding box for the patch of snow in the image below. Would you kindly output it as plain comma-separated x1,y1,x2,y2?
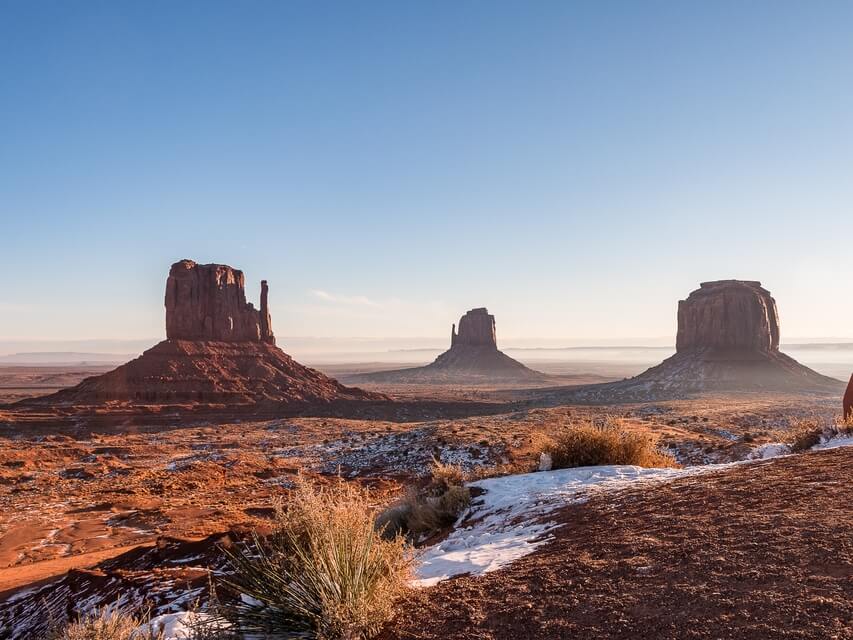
414,464,692,587
275,427,500,476
133,612,226,639
748,443,791,460
813,435,853,450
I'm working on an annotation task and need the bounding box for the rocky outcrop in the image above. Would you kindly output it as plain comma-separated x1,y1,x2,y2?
844,374,853,419
22,260,381,408
676,281,779,353
352,307,546,384
451,308,497,348
553,280,842,402
165,260,274,344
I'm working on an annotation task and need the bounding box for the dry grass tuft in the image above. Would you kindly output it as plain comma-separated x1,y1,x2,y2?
376,459,472,542
48,607,163,640
222,477,411,640
832,413,853,437
784,418,825,453
533,417,679,470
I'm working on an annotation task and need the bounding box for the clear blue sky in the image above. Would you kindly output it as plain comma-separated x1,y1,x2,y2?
2,1,852,344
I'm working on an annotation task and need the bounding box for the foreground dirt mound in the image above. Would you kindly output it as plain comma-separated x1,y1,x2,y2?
18,339,380,406
555,281,841,402
383,446,853,640
355,308,547,384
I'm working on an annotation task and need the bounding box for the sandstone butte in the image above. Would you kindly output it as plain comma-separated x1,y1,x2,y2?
18,260,381,407
563,280,842,400
355,307,546,383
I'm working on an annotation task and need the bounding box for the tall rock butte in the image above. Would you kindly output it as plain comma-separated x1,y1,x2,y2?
451,308,497,348
21,260,381,407
676,281,779,353
353,307,545,383
560,279,841,401
165,260,275,344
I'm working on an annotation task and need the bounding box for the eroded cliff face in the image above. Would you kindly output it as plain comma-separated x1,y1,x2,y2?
451,308,498,349
676,280,780,353
164,259,275,344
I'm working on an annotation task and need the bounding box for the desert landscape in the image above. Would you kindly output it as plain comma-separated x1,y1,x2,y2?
1,261,851,639
3,3,853,638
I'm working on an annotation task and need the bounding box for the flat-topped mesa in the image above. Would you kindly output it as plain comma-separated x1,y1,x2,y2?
676,280,779,353
165,259,275,344
451,308,497,349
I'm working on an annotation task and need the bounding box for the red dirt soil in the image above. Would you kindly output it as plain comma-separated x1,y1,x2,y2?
383,447,853,640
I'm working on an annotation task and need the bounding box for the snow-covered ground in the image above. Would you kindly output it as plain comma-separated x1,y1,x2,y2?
413,431,853,587
414,464,699,587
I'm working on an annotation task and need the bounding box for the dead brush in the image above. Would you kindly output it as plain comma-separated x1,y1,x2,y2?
533,417,679,470
220,477,411,640
47,606,164,640
376,459,472,542
784,418,825,453
831,413,853,437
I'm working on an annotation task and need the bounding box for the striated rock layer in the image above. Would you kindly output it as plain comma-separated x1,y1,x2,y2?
556,280,841,402
21,260,380,408
353,308,546,384
165,259,275,344
676,280,779,353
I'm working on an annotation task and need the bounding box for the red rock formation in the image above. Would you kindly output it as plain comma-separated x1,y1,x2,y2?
844,374,853,420
356,307,545,383
451,308,497,348
165,260,274,344
22,259,380,408
558,280,841,401
676,281,780,353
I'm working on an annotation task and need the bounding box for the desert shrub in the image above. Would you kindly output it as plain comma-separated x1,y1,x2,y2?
47,607,163,640
376,460,472,542
533,418,679,470
831,413,853,437
221,477,411,640
784,418,824,453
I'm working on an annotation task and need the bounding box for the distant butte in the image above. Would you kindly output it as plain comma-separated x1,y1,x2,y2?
18,260,382,408
559,280,842,401
353,307,547,384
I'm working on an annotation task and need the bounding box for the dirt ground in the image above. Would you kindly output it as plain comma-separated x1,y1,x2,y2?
0,391,840,591
0,365,115,404
383,446,853,640
0,365,848,637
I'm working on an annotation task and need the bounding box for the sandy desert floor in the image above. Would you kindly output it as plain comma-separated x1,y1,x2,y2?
0,365,849,638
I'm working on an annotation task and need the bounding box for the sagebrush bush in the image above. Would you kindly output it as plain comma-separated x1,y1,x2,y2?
222,477,411,640
48,607,163,640
784,418,824,453
533,418,679,470
832,413,853,437
376,460,472,541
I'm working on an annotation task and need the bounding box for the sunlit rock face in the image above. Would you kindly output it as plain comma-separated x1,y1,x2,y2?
676,280,779,353
165,259,275,344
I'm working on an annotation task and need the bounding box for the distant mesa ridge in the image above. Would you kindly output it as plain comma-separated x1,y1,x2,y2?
18,260,381,407
352,307,546,383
